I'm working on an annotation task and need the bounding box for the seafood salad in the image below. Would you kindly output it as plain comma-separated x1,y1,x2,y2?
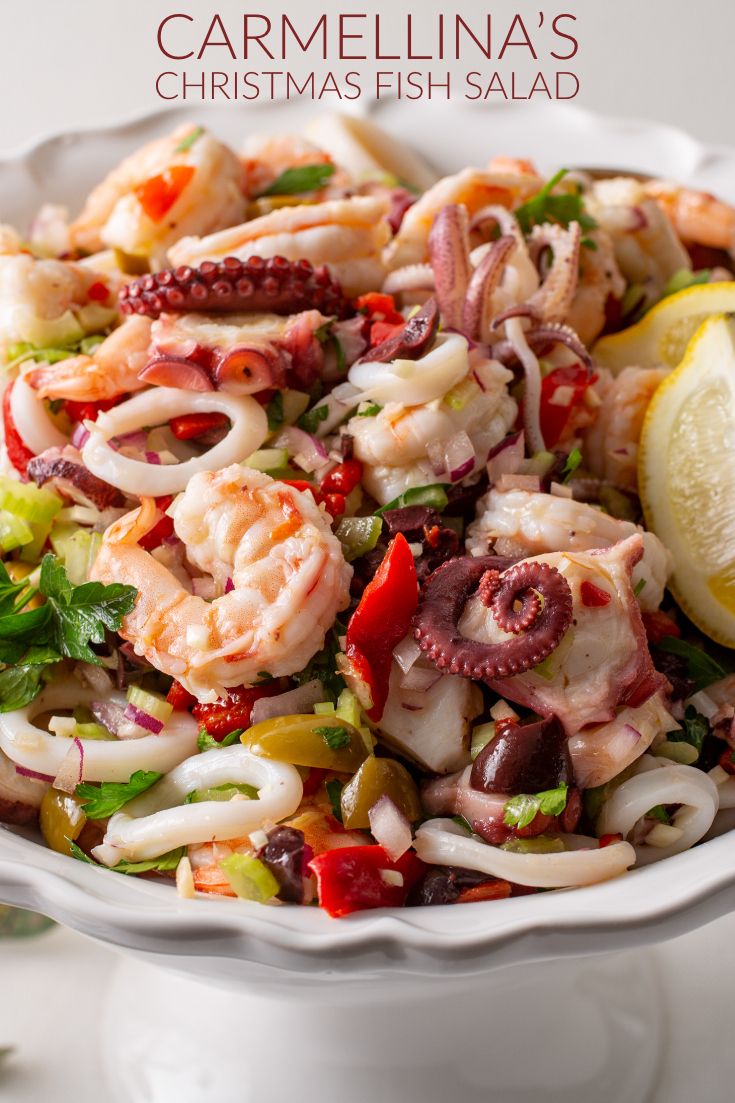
0,114,734,918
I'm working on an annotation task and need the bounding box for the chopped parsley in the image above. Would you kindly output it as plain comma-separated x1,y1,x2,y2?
196,727,243,752
259,163,335,197
515,169,598,236
357,402,382,417
67,838,184,874
561,447,582,483
654,636,727,693
451,814,473,834
314,725,351,751
503,783,569,829
633,578,647,598
646,805,671,824
174,126,204,153
325,778,344,822
266,391,284,432
75,770,162,820
666,705,709,756
662,268,711,298
297,404,329,434
293,627,345,703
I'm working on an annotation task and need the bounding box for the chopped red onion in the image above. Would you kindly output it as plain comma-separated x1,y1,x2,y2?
368,796,413,861
15,765,54,784
144,451,162,465
122,703,164,735
445,430,476,482
53,737,84,794
111,429,148,451
550,481,574,499
77,663,113,696
273,426,328,473
427,439,447,476
224,577,235,594
392,636,422,675
70,423,90,449
487,431,525,484
90,700,125,736
250,680,324,725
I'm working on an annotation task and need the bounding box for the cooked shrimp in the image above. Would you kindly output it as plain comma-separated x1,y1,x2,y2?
467,487,672,610
91,465,352,700
167,195,390,297
242,133,344,198
645,180,735,254
22,315,152,401
583,366,668,489
69,124,247,264
566,228,626,345
586,178,692,297
0,253,119,352
384,167,542,270
347,355,516,505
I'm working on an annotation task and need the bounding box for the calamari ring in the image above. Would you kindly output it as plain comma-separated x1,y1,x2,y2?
412,555,573,681
94,745,303,864
81,386,268,496
0,683,198,783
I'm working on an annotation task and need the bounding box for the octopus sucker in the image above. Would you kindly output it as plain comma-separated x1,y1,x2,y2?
412,555,573,683
120,255,351,320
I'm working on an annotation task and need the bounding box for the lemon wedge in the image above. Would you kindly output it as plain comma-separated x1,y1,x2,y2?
638,313,735,647
594,282,735,374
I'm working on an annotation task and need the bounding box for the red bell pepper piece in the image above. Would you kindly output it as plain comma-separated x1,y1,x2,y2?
345,533,418,722
2,383,34,477
87,280,110,303
169,412,230,440
64,396,119,425
455,879,512,904
539,364,595,448
134,165,195,222
166,680,197,711
320,459,363,496
580,580,611,608
192,682,283,739
280,480,344,518
138,495,175,552
354,292,403,324
308,845,425,917
641,610,681,645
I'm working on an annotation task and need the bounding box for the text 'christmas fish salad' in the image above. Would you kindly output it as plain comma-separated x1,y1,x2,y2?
1,115,734,917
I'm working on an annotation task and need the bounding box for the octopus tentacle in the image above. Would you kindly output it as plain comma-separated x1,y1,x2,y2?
359,298,439,364
462,234,516,341
428,205,472,331
492,322,593,370
412,555,573,681
527,221,582,323
120,256,350,320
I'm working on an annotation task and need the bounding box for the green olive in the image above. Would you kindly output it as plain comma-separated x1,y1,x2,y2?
39,789,87,857
243,714,369,772
340,757,422,830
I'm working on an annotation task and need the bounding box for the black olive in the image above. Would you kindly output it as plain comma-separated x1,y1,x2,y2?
470,715,571,795
259,826,306,903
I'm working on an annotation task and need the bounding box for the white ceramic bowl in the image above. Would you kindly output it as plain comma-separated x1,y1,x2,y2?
1,101,734,1103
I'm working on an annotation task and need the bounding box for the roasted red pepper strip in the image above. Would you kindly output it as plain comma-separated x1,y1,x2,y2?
280,479,344,518
580,580,611,608
308,845,425,917
354,292,403,324
641,610,681,645
192,682,283,740
169,412,230,440
64,396,119,424
539,364,595,448
455,879,512,904
345,533,418,722
2,383,34,477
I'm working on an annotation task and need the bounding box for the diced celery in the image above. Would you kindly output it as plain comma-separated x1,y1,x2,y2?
75,722,115,741
187,783,258,803
243,448,289,472
0,477,62,525
313,701,336,716
335,688,362,731
50,527,102,585
521,451,555,477
220,853,279,903
281,390,310,425
652,740,699,766
444,377,480,411
502,836,566,854
127,685,173,725
470,722,496,761
335,515,382,562
79,334,106,355
0,509,33,552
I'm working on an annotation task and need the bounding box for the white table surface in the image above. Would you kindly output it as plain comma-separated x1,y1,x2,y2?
0,911,734,1102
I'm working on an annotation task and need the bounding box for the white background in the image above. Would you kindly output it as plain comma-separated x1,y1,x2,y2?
0,2,734,1100
0,0,733,154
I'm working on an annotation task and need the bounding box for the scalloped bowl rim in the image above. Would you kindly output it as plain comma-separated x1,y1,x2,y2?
1,100,734,976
